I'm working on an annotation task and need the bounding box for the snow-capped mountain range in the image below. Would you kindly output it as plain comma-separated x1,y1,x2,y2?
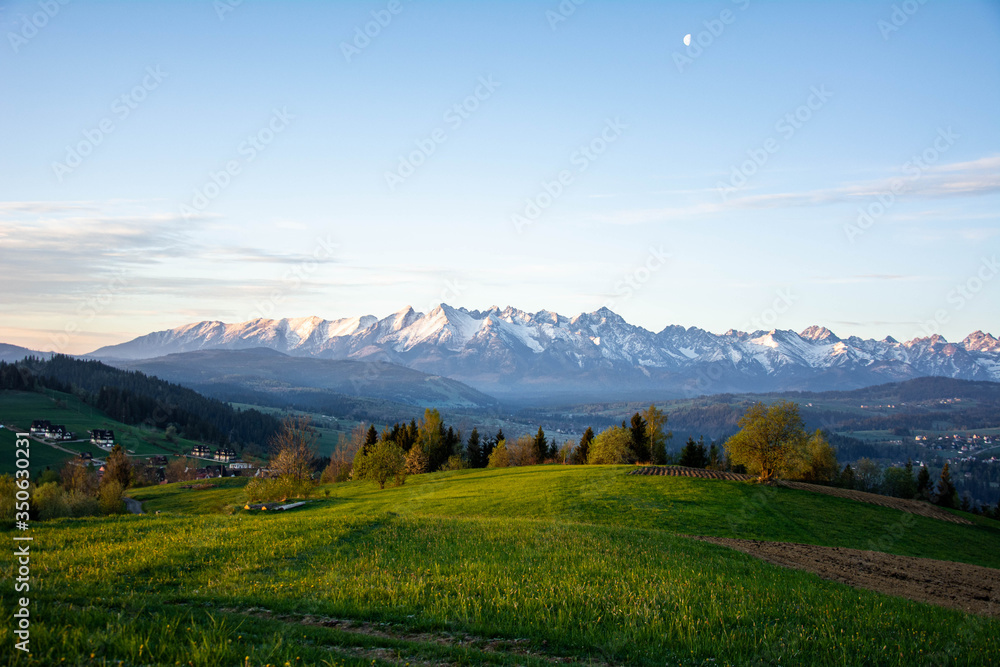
87,304,1000,401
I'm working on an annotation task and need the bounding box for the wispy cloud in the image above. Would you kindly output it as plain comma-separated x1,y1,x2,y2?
599,155,1000,224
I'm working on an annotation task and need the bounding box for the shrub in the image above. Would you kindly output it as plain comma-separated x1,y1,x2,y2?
508,435,535,467
792,431,839,484
441,454,467,472
98,480,126,515
67,490,100,517
0,474,18,522
405,444,429,475
34,482,70,520
358,440,406,489
588,426,633,465
244,477,267,503
487,440,510,468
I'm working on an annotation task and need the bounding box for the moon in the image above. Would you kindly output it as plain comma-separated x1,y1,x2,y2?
683,33,691,46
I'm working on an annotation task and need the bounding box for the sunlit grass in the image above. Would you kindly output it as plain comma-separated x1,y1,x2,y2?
6,465,1000,665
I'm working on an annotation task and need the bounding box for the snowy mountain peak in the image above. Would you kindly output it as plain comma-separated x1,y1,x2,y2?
963,331,1000,352
800,325,840,342
83,305,1000,397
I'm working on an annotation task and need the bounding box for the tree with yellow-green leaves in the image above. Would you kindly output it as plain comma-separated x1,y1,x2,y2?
724,401,810,483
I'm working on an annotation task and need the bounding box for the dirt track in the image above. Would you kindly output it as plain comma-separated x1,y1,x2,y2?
694,536,1000,617
631,466,971,524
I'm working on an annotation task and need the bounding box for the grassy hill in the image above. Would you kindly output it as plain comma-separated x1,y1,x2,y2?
4,466,998,666
0,388,218,474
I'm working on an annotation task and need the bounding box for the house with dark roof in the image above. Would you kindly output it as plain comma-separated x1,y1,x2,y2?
213,447,236,463
191,444,212,458
30,420,51,437
90,429,115,447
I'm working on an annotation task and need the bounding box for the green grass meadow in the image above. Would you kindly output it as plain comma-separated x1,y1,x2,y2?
2,465,999,666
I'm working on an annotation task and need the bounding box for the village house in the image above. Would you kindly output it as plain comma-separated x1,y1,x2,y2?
29,420,50,437
213,447,236,463
90,429,115,447
190,444,212,458
46,424,73,440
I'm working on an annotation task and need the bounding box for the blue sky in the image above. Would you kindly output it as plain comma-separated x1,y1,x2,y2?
1,0,998,354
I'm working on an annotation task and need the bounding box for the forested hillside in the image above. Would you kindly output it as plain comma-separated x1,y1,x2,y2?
0,356,280,450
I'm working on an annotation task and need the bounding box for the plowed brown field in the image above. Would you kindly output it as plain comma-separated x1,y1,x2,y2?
693,536,1000,617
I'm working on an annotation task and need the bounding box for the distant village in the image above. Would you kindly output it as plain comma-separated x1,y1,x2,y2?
915,433,999,465
29,419,261,483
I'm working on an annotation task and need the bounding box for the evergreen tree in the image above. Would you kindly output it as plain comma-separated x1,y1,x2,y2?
707,443,722,470
679,437,708,468
362,424,378,454
916,465,931,500
629,413,650,462
417,408,446,472
444,426,460,460
935,462,959,509
482,435,496,464
573,427,594,464
838,463,855,489
533,427,548,464
466,428,482,468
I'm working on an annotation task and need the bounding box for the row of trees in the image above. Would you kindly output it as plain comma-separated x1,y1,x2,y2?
838,458,988,512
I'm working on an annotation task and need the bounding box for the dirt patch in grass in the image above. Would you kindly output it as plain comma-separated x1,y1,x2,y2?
220,607,612,665
693,536,1000,618
632,466,971,525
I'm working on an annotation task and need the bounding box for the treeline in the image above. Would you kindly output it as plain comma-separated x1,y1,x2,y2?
0,357,281,450
840,458,999,516
339,405,674,485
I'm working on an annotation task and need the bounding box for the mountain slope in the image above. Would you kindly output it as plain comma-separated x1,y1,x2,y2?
86,305,1000,401
0,343,54,362
116,347,498,409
